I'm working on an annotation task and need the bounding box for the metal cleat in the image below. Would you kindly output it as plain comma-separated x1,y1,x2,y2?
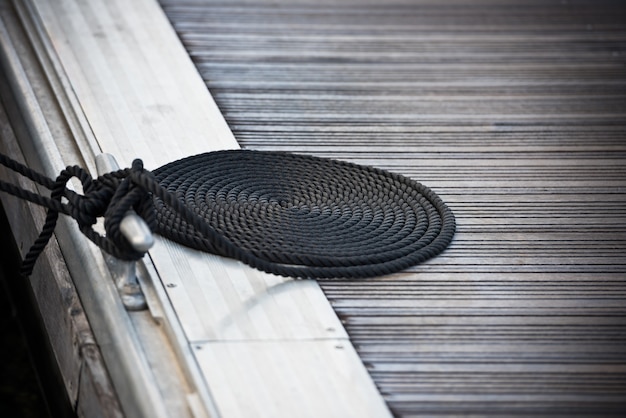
95,153,153,311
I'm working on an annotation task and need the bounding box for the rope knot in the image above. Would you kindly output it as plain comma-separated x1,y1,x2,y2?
96,159,157,260
63,162,158,262
0,153,159,275
69,186,112,229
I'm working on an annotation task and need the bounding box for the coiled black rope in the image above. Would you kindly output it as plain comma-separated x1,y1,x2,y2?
0,149,455,279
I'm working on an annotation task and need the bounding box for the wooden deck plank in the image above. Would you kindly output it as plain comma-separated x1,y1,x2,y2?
161,0,626,415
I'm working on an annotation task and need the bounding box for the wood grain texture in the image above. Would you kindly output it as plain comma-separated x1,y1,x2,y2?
161,0,626,415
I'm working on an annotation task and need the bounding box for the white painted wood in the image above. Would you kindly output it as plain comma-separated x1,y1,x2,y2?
193,340,391,418
152,239,348,342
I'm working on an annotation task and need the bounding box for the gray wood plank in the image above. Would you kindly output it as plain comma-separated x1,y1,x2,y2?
161,0,626,416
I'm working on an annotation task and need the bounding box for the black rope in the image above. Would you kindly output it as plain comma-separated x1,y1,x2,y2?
0,153,155,276
0,149,455,279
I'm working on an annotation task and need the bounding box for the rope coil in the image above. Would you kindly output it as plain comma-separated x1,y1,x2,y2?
1,149,455,278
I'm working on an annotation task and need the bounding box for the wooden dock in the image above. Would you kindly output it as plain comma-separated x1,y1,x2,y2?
162,0,626,415
0,0,624,416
